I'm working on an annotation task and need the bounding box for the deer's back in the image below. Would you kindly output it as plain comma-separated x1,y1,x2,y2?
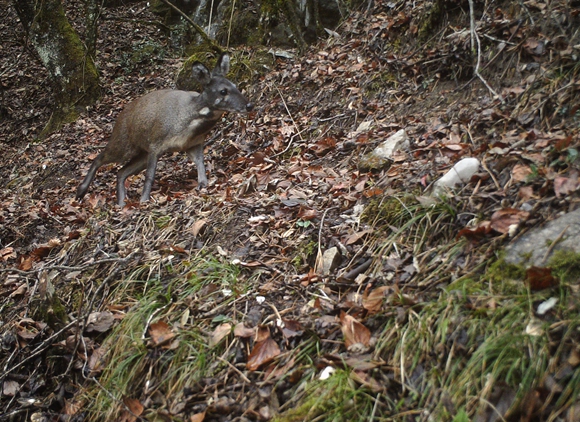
109,90,223,158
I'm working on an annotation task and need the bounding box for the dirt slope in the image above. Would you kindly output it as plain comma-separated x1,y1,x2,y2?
1,0,580,421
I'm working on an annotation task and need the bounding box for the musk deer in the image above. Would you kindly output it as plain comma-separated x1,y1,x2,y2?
76,53,253,206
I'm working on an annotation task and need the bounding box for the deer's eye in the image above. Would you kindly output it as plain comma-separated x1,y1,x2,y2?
220,89,228,96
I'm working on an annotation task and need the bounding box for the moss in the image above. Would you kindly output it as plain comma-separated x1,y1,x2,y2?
417,0,443,42
259,0,306,50
31,0,100,137
548,250,580,284
215,1,262,47
176,48,274,92
292,240,317,269
30,292,69,331
361,194,417,225
482,256,527,295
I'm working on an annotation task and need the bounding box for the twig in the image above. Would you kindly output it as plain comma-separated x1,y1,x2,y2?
272,83,305,142
67,263,127,377
541,225,569,265
468,0,503,102
0,253,138,274
314,207,338,274
1,318,80,382
158,0,220,51
217,356,252,383
480,158,501,191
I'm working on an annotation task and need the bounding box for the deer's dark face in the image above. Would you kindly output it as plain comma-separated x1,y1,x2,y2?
204,76,253,113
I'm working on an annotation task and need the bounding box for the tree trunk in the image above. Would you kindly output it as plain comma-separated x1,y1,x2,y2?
12,0,100,137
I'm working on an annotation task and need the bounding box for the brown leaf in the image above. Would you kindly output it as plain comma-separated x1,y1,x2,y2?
209,323,232,347
234,323,256,338
31,245,52,259
256,325,271,342
526,266,558,290
0,247,16,261
87,347,108,375
190,410,207,422
554,135,573,152
246,338,281,370
457,221,492,241
512,164,533,182
518,186,536,200
86,311,115,333
490,208,529,234
340,311,371,348
282,319,303,339
554,176,579,198
362,286,389,313
344,229,372,245
191,219,207,237
148,321,177,347
350,370,383,392
120,397,144,422
18,255,34,271
297,207,318,220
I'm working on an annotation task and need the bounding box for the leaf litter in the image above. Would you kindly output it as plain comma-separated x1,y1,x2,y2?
1,0,580,421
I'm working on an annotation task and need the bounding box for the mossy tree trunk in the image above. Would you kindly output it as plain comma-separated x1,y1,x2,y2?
12,0,100,137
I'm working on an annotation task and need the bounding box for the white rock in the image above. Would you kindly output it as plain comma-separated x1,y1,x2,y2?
374,129,409,159
433,157,480,196
536,297,558,315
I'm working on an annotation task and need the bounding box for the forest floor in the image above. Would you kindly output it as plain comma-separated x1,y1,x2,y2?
1,0,580,421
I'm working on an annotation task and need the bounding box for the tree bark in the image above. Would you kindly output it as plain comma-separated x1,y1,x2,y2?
12,0,101,137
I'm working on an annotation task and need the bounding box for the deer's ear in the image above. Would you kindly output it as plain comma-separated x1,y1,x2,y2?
192,62,211,86
213,53,230,76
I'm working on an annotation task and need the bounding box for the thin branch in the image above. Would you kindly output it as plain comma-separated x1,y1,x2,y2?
468,0,503,102
158,0,220,51
0,253,138,274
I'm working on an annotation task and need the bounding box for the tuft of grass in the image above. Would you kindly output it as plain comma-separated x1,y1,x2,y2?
274,370,379,422
84,255,246,420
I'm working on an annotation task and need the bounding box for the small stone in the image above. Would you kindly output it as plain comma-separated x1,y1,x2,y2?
320,247,341,276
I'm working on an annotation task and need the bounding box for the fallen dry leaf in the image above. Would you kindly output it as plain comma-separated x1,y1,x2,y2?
457,221,492,241
526,266,558,290
554,176,579,198
246,338,281,370
86,311,115,333
362,286,389,313
350,370,383,392
119,397,144,422
490,208,529,234
148,321,177,347
340,311,371,348
209,323,232,347
191,219,207,237
0,247,16,261
512,164,533,182
234,322,256,338
2,380,19,397
190,410,206,422
281,319,303,339
518,186,537,200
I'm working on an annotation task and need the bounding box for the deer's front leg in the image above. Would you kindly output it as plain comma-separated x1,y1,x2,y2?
186,143,207,188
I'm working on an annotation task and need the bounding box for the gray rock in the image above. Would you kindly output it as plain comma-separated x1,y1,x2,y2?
320,246,342,276
505,208,580,266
